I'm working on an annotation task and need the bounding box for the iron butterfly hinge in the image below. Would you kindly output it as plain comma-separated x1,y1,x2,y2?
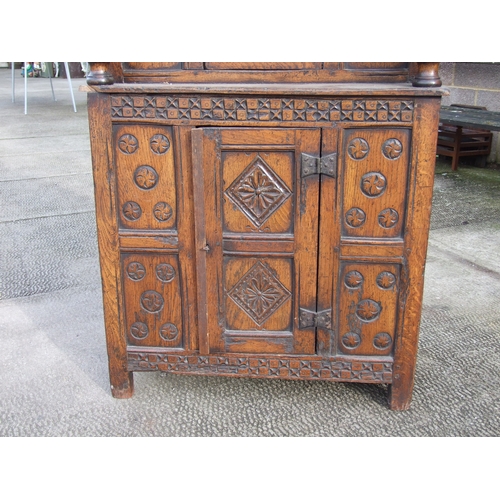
301,153,337,178
299,308,332,329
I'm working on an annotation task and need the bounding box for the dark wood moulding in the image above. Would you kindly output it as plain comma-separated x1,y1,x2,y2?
86,62,442,87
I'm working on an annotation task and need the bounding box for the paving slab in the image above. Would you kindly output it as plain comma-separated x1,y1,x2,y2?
0,151,93,180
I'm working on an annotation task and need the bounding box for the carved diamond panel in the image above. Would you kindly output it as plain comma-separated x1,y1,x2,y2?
225,156,291,228
228,261,292,326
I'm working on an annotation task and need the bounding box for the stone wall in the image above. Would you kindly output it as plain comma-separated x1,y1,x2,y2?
440,62,500,164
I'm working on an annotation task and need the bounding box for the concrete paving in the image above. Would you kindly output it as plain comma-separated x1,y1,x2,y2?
0,68,499,436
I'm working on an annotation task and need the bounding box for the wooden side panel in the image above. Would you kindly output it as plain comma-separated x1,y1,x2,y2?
88,93,133,397
193,128,320,355
389,97,441,410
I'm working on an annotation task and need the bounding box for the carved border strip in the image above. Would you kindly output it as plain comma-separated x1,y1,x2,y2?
111,96,414,123
127,352,393,382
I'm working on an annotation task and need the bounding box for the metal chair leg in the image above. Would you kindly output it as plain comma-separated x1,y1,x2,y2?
11,62,15,103
64,62,77,112
47,63,56,101
24,62,28,115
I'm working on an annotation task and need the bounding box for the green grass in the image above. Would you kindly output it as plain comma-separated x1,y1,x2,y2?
434,157,500,188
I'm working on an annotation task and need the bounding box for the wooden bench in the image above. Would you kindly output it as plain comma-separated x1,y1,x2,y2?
437,105,493,170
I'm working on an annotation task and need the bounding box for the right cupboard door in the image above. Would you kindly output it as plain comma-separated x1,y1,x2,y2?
319,127,411,359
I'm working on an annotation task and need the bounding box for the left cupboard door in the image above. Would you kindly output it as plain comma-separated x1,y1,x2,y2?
192,127,321,356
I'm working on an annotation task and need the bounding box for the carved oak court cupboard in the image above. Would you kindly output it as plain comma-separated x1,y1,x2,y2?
86,62,444,410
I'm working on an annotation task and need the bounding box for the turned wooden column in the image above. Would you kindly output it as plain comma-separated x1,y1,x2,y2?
86,63,123,85
413,62,442,87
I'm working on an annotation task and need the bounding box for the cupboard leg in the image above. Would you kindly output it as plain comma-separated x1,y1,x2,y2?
387,380,413,411
110,370,134,399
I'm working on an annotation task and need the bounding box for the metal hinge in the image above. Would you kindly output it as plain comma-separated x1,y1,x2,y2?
301,153,337,178
299,308,332,329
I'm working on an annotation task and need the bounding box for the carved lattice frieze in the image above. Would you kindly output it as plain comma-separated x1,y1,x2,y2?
110,96,414,123
128,352,393,382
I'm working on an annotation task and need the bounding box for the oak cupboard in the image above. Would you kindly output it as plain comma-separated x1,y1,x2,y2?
86,62,444,410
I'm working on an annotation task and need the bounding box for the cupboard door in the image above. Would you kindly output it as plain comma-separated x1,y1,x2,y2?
192,128,321,355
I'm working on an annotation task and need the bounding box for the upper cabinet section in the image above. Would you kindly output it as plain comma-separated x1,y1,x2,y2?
86,63,442,87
